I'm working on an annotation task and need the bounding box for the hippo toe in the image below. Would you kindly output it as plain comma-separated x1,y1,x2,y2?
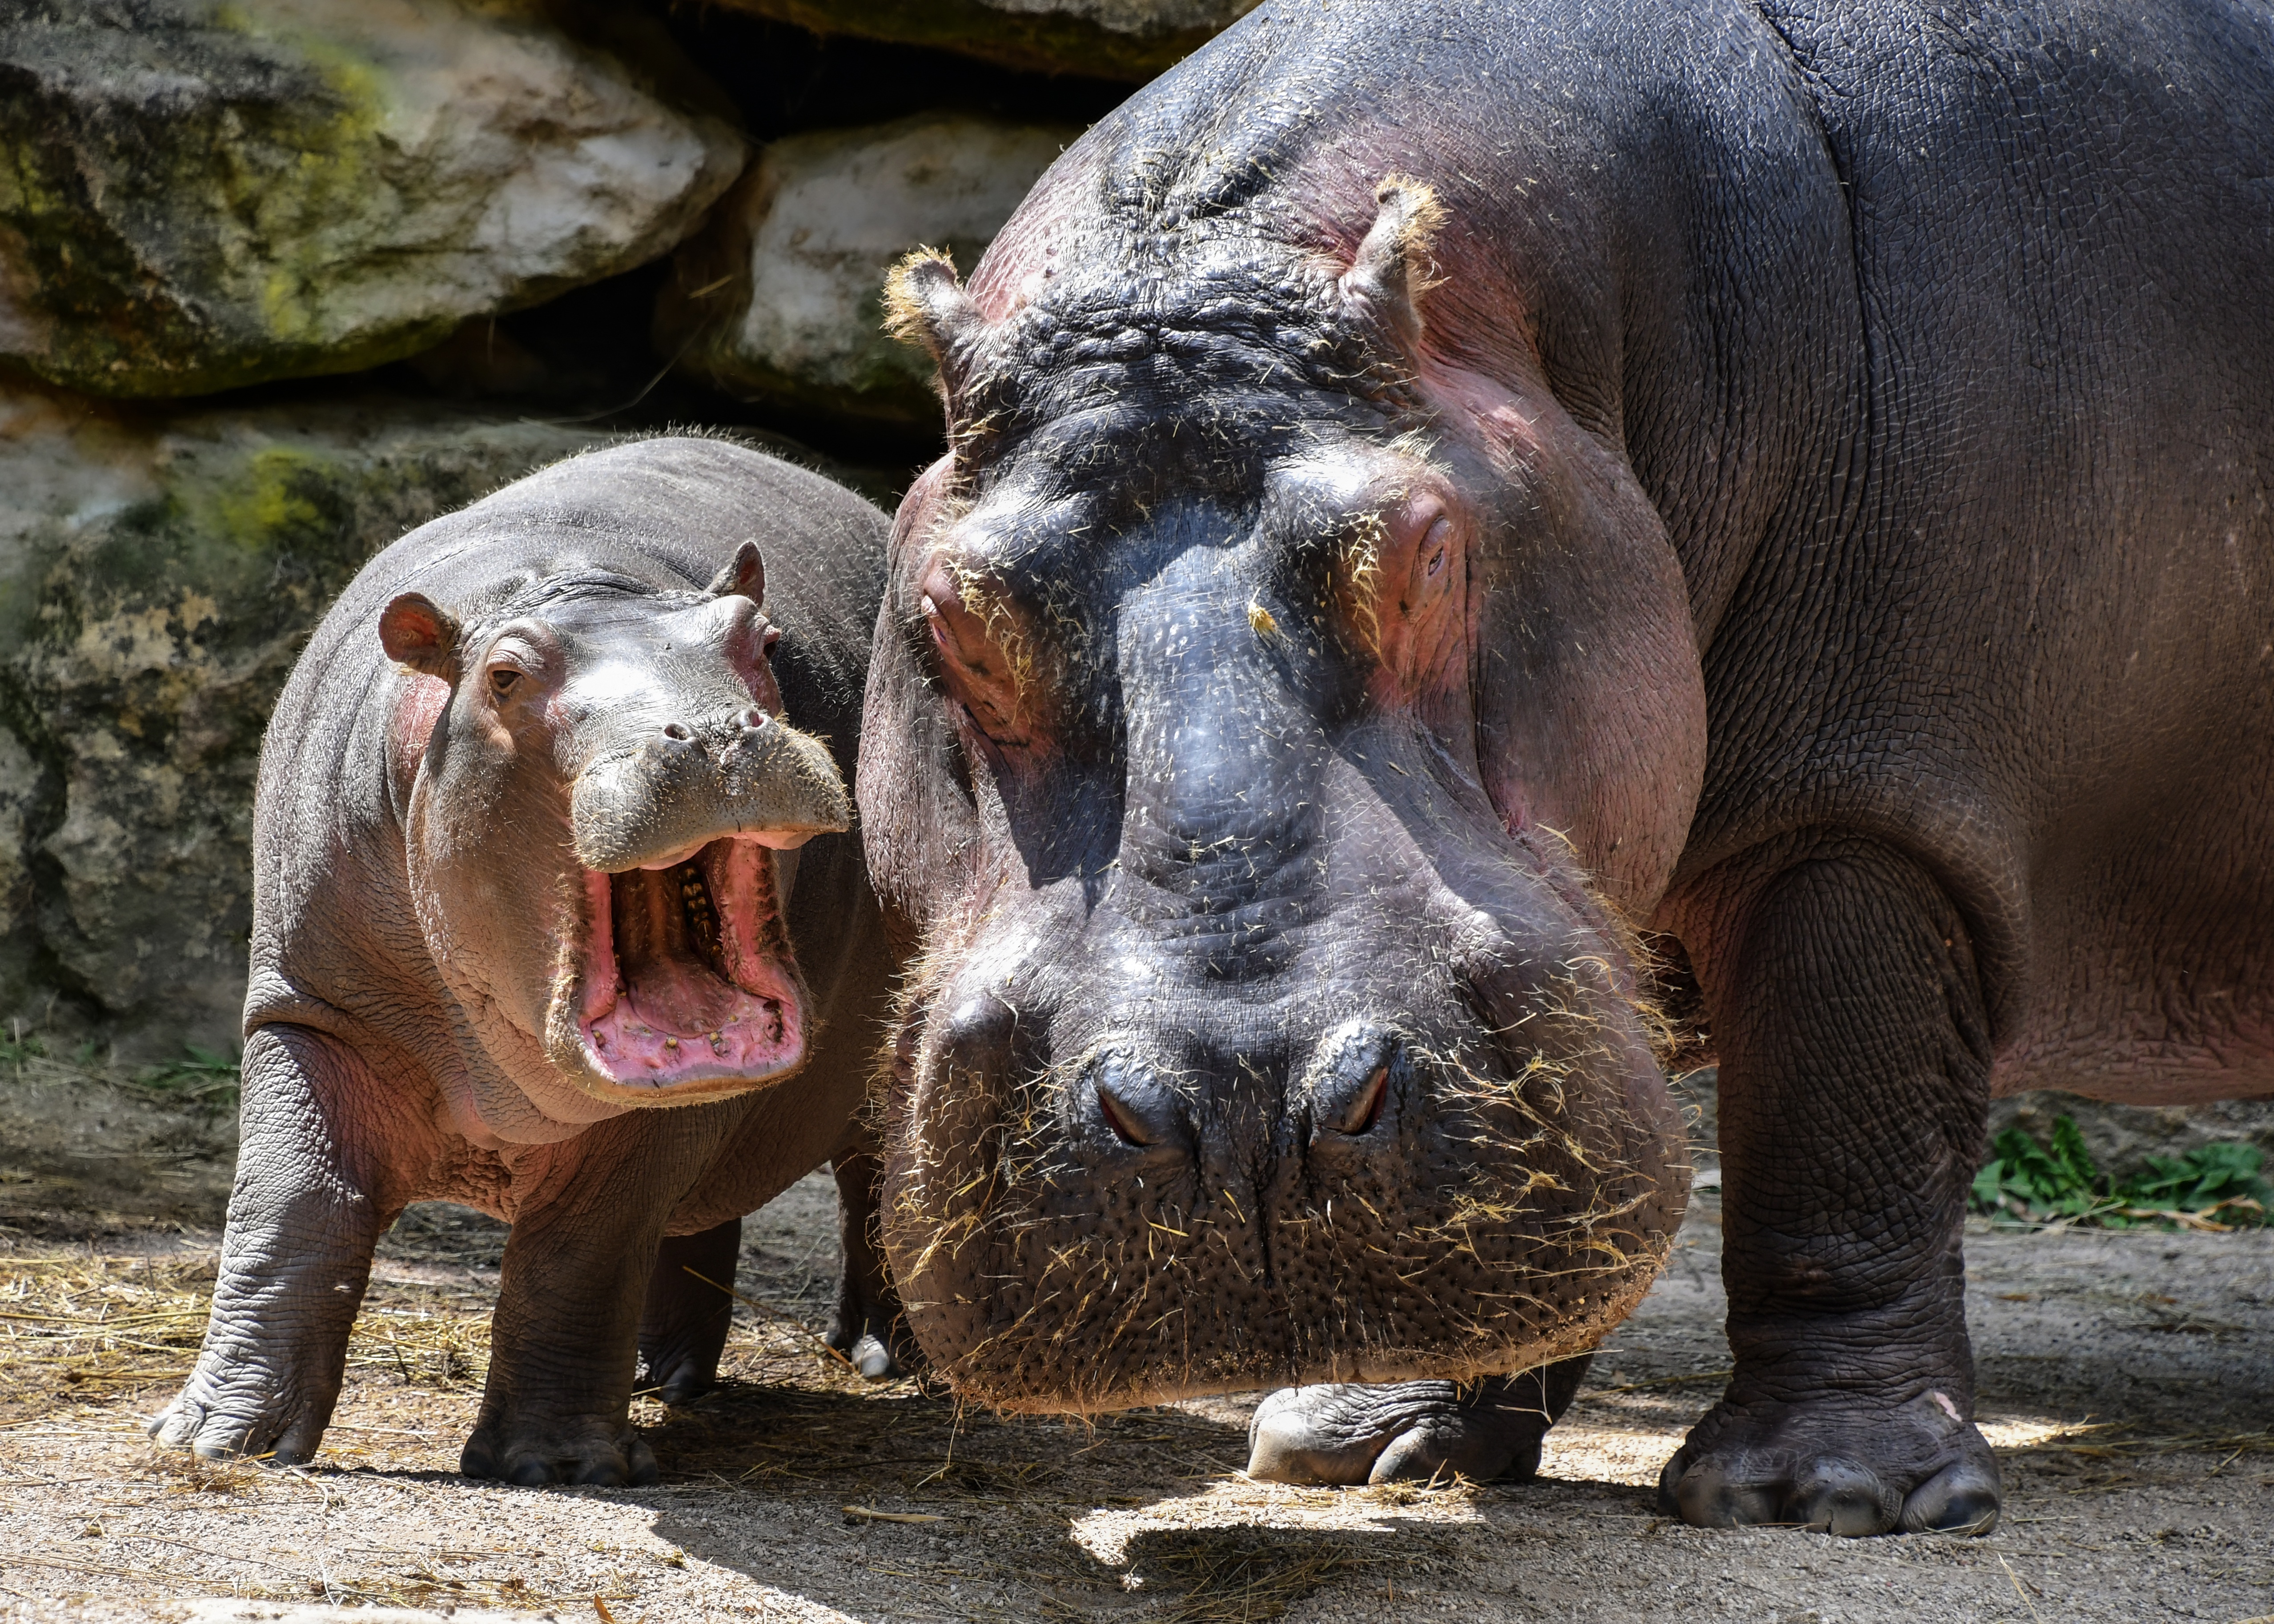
1658,1389,2001,1536
1246,1359,1593,1487
460,1415,660,1489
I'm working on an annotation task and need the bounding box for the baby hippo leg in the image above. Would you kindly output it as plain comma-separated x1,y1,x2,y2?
149,1025,411,1465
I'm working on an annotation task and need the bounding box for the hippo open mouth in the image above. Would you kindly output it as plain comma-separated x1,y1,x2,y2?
575,836,804,1089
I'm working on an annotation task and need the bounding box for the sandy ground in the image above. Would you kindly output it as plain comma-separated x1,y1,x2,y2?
0,1155,2268,1624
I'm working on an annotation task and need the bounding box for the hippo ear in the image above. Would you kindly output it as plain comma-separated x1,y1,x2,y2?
884,248,984,379
707,538,766,603
378,592,460,680
1339,176,1446,352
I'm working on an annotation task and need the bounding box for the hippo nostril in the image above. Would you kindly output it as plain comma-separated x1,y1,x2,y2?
739,707,770,731
1097,1080,1151,1147
1335,1065,1390,1135
661,722,695,743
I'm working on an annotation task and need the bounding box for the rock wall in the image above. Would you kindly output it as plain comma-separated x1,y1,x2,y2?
0,386,604,1052
0,0,1237,1059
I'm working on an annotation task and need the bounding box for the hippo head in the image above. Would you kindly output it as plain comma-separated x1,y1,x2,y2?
859,173,1703,1410
380,540,851,1113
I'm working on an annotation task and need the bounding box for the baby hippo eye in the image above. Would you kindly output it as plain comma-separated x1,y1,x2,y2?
488,667,520,699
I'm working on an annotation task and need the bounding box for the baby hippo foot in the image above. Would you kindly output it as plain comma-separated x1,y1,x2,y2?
148,1349,338,1467
461,1409,659,1488
638,1221,742,1406
1246,1358,1593,1486
1659,1387,2001,1536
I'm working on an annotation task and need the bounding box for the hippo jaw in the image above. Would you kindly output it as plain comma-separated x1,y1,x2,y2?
549,834,812,1099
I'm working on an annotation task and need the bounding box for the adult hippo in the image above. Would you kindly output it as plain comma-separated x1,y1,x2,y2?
152,438,902,1485
860,0,2274,1537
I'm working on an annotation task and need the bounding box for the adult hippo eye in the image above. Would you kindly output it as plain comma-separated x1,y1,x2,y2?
488,668,521,700
1425,519,1449,577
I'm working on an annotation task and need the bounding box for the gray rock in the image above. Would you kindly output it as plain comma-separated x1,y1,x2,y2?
0,382,606,1055
659,113,1077,428
0,0,744,398
707,0,1259,80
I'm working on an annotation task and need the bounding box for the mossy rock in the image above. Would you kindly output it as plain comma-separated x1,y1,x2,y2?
0,0,743,399
657,113,1077,429
0,382,605,1054
709,0,1259,80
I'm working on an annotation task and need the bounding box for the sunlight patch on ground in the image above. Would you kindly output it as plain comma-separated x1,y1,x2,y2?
1069,1473,1489,1566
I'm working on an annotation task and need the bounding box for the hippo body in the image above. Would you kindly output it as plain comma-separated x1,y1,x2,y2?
862,0,2274,1535
154,438,900,1484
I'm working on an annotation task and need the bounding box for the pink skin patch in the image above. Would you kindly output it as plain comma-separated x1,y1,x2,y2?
575,837,804,1089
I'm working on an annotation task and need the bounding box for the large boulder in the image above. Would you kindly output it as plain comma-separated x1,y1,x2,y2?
656,113,1075,429
0,0,745,399
0,383,605,1055
710,0,1259,80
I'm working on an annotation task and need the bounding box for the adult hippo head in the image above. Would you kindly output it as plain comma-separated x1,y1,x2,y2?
858,97,1702,1409
380,533,851,1124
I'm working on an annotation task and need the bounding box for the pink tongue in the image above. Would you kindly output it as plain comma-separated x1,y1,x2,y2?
610,864,741,1037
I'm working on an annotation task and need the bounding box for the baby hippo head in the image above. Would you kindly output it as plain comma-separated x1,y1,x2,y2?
379,541,851,1107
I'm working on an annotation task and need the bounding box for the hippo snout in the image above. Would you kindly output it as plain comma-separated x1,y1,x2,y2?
571,711,850,874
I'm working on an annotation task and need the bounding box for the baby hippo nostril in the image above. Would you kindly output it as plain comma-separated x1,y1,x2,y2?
739,706,770,731
661,722,695,743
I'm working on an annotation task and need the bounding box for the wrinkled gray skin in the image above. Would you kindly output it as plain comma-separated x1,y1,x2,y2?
151,438,906,1485
862,0,2274,1536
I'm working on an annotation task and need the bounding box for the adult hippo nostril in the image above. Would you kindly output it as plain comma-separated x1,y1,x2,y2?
661,722,695,743
1334,1067,1389,1136
739,708,770,732
1085,1049,1188,1155
1304,1025,1406,1143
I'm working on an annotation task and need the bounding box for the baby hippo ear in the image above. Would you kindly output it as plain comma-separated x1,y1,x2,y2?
1340,175,1446,352
707,538,765,603
378,593,460,679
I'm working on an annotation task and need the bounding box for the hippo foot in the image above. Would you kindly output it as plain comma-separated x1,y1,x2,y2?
1246,1359,1593,1486
1658,1388,2001,1536
824,1269,923,1382
460,1416,660,1488
824,1309,924,1381
639,1335,726,1408
147,1363,333,1468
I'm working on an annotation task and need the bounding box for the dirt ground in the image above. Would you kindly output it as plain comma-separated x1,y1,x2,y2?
0,1059,2269,1623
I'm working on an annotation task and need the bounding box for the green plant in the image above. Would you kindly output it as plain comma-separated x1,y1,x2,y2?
1972,1115,2270,1231
1,1021,49,1068
137,1043,243,1106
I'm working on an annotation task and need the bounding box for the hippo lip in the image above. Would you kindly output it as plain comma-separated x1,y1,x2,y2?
572,835,805,1091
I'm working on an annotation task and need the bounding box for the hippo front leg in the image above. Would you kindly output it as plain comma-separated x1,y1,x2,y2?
150,1024,402,1464
1658,837,2001,1536
461,1160,680,1488
1246,1358,1593,1486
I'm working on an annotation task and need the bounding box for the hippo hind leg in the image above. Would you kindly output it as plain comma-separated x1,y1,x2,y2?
638,1218,742,1405
1246,1357,1593,1486
824,1149,922,1380
1659,836,2001,1536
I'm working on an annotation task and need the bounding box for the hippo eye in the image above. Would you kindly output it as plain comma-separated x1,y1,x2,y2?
488,668,520,699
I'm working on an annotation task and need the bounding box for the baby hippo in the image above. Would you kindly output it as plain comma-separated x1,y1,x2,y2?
151,437,898,1485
